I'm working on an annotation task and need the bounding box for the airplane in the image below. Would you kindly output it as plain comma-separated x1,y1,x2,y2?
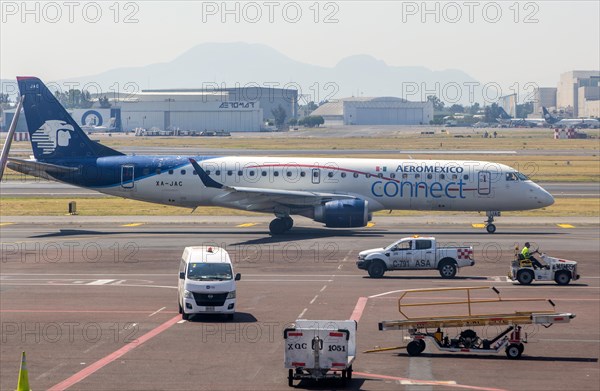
496,107,545,128
3,77,555,235
542,107,600,128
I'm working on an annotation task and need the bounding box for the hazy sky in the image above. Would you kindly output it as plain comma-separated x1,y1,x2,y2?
2,1,599,90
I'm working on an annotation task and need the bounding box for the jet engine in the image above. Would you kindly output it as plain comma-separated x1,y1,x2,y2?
314,199,371,228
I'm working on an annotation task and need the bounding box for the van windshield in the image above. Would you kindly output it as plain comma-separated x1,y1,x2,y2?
187,262,233,281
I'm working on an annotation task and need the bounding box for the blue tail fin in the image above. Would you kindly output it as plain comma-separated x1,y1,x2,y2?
542,107,558,124
497,107,512,119
17,77,123,161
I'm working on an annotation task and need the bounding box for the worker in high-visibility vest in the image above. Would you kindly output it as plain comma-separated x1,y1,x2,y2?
521,242,547,269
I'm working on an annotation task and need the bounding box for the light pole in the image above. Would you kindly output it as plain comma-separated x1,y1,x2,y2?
142,115,146,129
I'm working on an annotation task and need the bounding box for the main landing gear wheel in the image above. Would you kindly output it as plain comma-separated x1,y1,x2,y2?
269,216,293,235
486,224,496,234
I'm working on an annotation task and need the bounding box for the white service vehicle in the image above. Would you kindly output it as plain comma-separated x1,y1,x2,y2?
510,252,580,285
178,246,241,320
284,320,357,387
356,236,475,278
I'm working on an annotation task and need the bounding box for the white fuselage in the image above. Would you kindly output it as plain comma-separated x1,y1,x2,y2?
98,157,554,214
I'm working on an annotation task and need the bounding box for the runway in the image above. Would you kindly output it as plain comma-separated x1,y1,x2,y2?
2,180,598,198
1,217,598,390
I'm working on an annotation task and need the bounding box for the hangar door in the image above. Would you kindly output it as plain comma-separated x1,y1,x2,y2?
354,108,423,125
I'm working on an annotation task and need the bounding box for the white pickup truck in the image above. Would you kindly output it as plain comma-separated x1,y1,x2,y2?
356,236,475,278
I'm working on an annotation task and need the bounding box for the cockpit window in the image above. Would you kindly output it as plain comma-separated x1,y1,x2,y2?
515,172,529,181
505,172,517,181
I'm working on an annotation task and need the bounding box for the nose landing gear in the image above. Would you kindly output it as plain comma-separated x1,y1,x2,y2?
484,211,500,234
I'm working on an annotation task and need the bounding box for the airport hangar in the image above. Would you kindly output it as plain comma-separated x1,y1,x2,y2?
1,86,299,133
311,97,434,126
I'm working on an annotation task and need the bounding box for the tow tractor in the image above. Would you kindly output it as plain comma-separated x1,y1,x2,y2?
284,319,356,387
374,286,575,359
510,247,580,285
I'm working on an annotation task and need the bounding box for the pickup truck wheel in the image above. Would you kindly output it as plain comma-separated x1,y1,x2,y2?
367,260,386,278
288,369,294,387
554,270,571,285
407,341,422,356
347,365,353,380
178,301,182,314
517,269,534,285
438,260,457,278
182,312,189,321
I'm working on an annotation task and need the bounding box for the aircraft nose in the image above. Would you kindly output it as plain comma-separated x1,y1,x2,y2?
532,184,555,208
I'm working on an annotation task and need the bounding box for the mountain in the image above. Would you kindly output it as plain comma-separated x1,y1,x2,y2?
6,43,482,104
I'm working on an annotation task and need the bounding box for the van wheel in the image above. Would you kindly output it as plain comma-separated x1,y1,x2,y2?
182,312,189,321
288,369,294,387
438,260,457,278
517,269,534,285
226,313,234,321
178,301,182,314
554,270,571,285
367,260,386,278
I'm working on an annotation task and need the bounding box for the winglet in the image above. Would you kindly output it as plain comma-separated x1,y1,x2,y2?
189,158,223,189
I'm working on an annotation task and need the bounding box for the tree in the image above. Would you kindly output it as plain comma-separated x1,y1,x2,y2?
484,103,502,123
288,118,298,126
468,102,481,115
298,115,324,128
516,101,534,118
271,105,287,128
99,96,112,108
448,104,464,114
427,95,445,111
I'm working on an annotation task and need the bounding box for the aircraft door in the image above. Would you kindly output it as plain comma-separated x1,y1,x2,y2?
478,171,491,196
121,164,135,189
311,168,321,184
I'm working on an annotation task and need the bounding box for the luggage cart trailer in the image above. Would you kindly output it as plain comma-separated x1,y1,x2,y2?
284,320,357,387
377,287,575,359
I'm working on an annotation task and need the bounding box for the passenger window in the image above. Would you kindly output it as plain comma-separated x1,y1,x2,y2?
300,171,306,177
366,173,371,178
328,172,334,178
402,173,408,179
262,171,267,177
341,172,347,178
440,174,445,180
215,170,221,176
238,170,243,176
463,174,469,180
313,171,319,178
168,169,174,175
227,171,233,176
452,174,458,180
416,240,432,250
249,171,255,176
192,171,197,175
181,170,186,175
273,171,279,177
143,168,150,175
156,168,161,175
353,173,359,178
377,173,383,178
390,173,396,179
286,171,293,177
427,174,433,180
415,174,420,179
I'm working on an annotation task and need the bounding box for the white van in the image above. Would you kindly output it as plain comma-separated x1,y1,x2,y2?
178,246,240,320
